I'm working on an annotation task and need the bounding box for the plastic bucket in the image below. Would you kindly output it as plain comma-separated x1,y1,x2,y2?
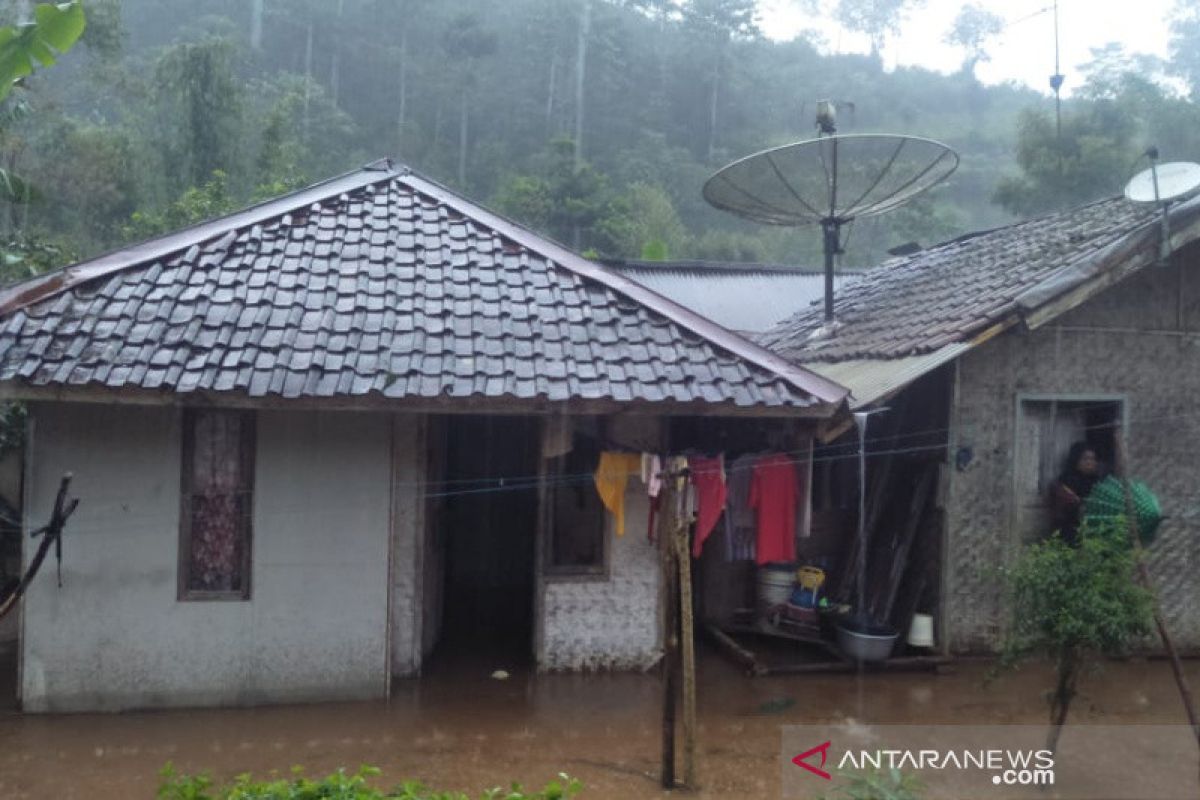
758,564,796,609
907,613,935,648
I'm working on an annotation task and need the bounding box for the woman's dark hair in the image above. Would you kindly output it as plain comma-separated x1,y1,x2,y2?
1061,441,1095,477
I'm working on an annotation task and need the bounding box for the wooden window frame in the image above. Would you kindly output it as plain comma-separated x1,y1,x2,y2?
1009,393,1128,544
177,408,256,602
542,418,610,580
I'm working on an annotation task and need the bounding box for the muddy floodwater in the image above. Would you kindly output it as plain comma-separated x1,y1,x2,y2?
1,648,1198,799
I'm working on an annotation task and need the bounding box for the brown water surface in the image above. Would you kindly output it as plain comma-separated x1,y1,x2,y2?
0,648,1196,799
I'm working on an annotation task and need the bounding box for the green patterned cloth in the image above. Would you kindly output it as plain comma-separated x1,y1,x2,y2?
1083,476,1162,546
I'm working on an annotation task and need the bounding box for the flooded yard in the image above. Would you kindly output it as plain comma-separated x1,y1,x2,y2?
1,648,1198,799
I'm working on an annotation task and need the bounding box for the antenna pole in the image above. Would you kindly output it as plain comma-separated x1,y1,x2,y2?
1050,0,1064,141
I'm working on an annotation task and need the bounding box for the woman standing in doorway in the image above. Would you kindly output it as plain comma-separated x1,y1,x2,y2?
1049,442,1105,545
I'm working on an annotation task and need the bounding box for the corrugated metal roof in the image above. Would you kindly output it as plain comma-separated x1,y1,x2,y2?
607,259,859,332
0,162,847,412
805,344,970,410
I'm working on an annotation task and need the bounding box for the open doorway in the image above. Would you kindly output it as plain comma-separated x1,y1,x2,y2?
426,415,540,668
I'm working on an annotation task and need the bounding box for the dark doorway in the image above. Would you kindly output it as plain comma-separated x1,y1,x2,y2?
433,415,540,664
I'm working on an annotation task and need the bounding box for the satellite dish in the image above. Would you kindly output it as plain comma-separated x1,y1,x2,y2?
703,130,958,324
1122,153,1200,266
1124,161,1200,204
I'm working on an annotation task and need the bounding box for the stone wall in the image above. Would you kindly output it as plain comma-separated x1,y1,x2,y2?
946,253,1200,651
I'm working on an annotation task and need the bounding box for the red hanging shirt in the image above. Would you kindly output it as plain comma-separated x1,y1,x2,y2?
748,453,797,565
689,455,727,557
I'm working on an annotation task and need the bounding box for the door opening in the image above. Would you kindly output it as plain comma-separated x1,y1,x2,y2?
428,415,539,667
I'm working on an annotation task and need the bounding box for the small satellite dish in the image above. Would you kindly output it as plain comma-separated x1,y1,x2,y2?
1122,153,1200,266
703,131,958,324
1124,161,1200,204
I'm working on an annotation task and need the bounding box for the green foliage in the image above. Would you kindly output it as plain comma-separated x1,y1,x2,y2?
156,764,583,800
0,232,71,284
1000,521,1154,668
816,768,923,800
835,0,923,57
993,105,1138,217
943,3,1002,78
124,170,236,240
153,35,244,191
0,1,85,101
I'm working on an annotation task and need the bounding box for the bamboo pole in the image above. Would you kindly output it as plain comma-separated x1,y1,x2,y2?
1113,430,1200,759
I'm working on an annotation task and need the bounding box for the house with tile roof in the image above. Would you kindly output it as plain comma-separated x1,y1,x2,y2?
0,160,848,712
757,192,1200,653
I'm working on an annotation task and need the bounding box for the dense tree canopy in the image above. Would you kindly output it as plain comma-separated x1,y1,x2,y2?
0,0,1197,281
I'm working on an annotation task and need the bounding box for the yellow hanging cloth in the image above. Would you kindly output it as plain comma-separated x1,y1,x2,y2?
594,452,642,536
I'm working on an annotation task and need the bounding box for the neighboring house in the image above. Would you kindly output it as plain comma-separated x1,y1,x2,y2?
0,160,846,712
604,259,859,333
759,193,1200,653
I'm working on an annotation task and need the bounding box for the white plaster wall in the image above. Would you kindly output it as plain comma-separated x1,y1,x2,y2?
21,403,393,712
538,415,662,671
390,413,425,677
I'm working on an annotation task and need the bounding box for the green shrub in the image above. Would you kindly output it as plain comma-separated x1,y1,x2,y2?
815,768,923,800
997,519,1154,752
157,765,583,800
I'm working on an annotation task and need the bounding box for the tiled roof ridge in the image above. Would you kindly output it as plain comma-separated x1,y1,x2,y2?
0,159,400,317
395,170,848,405
606,258,829,275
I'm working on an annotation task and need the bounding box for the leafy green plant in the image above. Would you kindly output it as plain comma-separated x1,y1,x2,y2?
0,1,85,102
157,764,583,800
997,520,1154,753
815,768,923,800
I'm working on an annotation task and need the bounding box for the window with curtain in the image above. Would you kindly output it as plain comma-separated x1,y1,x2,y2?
545,417,607,575
179,409,255,600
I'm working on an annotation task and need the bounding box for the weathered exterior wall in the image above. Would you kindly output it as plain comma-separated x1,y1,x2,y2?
537,415,662,670
390,413,426,677
946,255,1200,651
21,404,393,712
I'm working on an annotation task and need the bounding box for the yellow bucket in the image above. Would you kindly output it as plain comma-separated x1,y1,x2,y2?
796,566,825,592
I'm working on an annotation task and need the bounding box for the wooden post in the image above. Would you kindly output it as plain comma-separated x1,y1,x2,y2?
1113,430,1200,760
659,471,678,790
675,481,698,790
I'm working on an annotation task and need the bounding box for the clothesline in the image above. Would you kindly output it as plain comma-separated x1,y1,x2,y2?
591,446,812,564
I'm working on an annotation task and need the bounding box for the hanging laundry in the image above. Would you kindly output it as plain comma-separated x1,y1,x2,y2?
641,453,663,498
796,438,813,539
749,453,798,565
594,452,641,536
689,454,727,557
724,452,760,561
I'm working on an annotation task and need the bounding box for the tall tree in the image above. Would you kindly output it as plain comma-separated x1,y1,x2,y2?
1168,0,1200,100
442,11,497,187
993,103,1138,217
944,2,1002,79
835,0,924,60
153,36,244,191
680,0,758,162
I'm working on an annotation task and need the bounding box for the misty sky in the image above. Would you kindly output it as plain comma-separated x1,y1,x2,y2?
759,0,1175,95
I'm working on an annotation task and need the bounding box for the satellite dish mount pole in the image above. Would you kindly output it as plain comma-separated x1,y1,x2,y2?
1146,146,1171,265
821,218,842,323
